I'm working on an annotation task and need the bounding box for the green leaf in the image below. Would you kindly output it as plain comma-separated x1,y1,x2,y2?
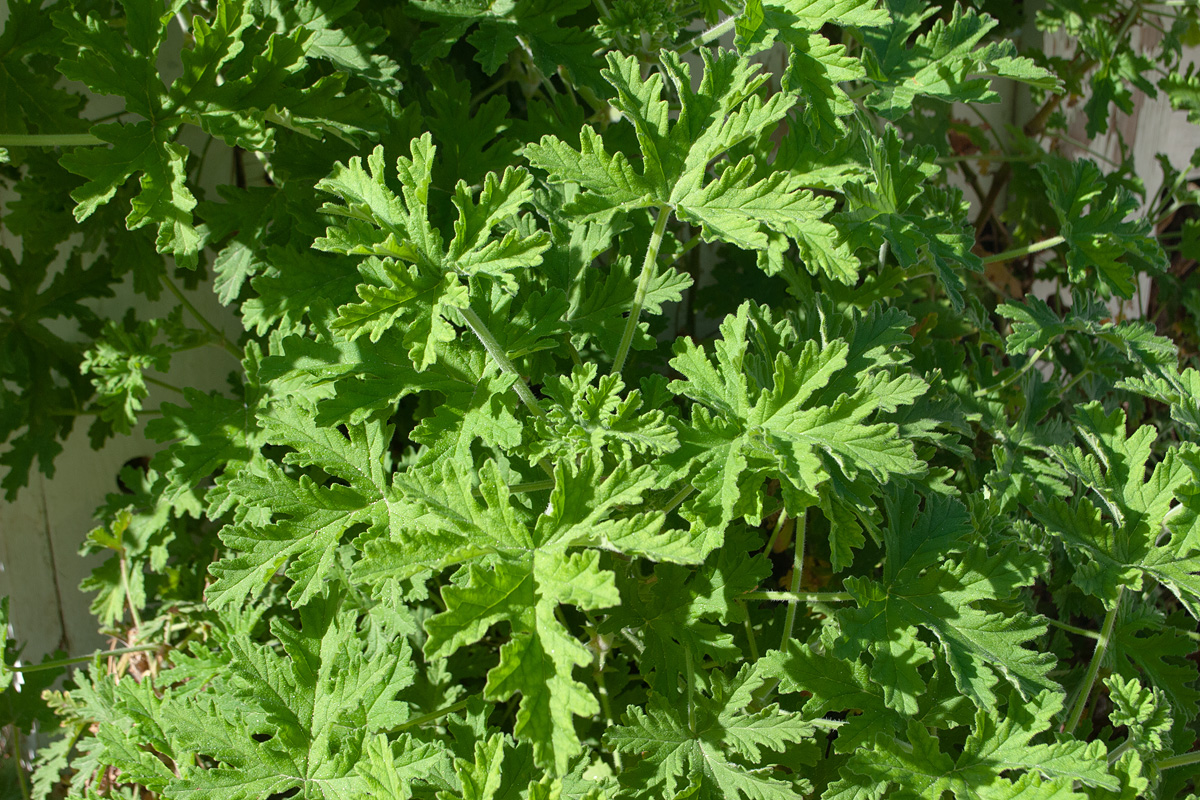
603,525,769,695
1035,156,1168,298
409,0,604,93
835,692,1117,799
315,136,550,370
761,639,910,755
836,543,1057,713
836,127,981,309
861,0,1060,118
530,363,677,464
362,455,697,774
1105,674,1174,758
737,0,890,58
606,664,815,800
1035,404,1200,615
0,249,118,498
163,599,425,798
526,49,859,283
665,302,925,554
145,352,265,509
208,396,407,607
0,0,85,139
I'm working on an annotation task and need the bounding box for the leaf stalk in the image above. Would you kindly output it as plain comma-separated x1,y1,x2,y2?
612,204,671,375
0,133,103,147
981,236,1066,266
1063,589,1122,734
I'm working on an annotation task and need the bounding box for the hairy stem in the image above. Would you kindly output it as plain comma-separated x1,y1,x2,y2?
1046,617,1101,640
684,646,697,734
751,509,809,710
1157,749,1200,771
743,612,760,662
981,236,1066,266
119,551,144,633
0,133,103,147
144,375,186,395
389,699,470,733
460,306,549,421
674,15,737,53
743,590,853,603
976,346,1047,398
613,205,671,374
778,508,809,650
7,644,162,673
14,726,29,800
162,274,242,358
1064,590,1122,734
659,483,695,515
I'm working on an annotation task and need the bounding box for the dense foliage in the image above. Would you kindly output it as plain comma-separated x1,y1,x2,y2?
3,0,1200,796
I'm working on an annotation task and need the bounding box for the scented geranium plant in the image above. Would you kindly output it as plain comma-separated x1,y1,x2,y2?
2,0,1200,797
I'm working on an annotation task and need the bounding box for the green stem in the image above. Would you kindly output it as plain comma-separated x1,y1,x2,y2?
664,232,704,270
613,205,671,375
845,84,875,101
742,590,853,603
1107,737,1134,764
1063,590,1122,734
743,613,760,662
810,718,847,730
1157,749,1200,771
766,512,791,554
1046,617,1100,640
751,510,809,710
684,646,697,735
981,236,1066,266
144,375,186,395
13,727,29,800
659,483,695,515
508,479,556,495
674,15,738,53
1060,368,1093,396
119,552,144,632
975,347,1047,398
388,699,470,733
460,306,549,421
0,133,103,147
162,274,241,358
585,613,623,770
7,644,162,673
936,152,1039,164
53,407,163,417
779,509,808,650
